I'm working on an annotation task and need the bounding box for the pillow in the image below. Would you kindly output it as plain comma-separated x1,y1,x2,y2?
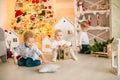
39,64,60,73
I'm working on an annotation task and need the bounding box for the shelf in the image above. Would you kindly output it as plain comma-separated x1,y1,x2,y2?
83,10,110,15
75,26,109,31
89,26,109,30
75,0,110,44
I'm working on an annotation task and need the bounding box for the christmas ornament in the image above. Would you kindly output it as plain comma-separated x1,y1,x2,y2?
15,10,23,18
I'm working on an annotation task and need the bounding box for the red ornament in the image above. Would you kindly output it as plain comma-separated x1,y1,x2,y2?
13,26,17,30
48,6,52,9
15,10,23,18
30,16,35,21
36,0,39,4
88,20,91,26
48,34,51,38
88,15,91,26
43,0,47,2
49,14,53,17
4,30,8,32
32,0,35,3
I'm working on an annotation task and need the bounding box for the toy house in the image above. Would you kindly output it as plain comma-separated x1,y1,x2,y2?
42,36,52,53
57,46,71,60
5,30,19,51
54,16,75,48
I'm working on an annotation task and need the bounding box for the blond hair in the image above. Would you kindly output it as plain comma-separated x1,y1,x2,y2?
23,31,35,41
80,21,89,28
54,29,63,37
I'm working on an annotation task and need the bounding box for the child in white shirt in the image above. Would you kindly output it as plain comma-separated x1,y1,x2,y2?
51,29,78,62
78,21,90,54
13,31,50,67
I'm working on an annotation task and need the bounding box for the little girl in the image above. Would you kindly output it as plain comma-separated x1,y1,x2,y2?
51,29,78,62
13,31,50,67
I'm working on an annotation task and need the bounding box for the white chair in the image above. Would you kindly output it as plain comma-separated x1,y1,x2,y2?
0,28,7,62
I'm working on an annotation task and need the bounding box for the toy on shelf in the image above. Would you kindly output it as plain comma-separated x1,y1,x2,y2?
99,0,109,10
83,0,109,10
77,0,85,16
87,15,92,26
96,14,100,26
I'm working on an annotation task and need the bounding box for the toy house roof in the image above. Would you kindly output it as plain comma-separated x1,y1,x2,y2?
8,30,19,37
54,16,75,42
42,36,51,41
54,16,74,28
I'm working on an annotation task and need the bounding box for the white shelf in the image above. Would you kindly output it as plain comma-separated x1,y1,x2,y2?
83,10,110,14
89,26,109,30
75,26,109,31
74,0,110,45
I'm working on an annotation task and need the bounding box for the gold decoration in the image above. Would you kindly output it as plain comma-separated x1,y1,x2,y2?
11,0,55,49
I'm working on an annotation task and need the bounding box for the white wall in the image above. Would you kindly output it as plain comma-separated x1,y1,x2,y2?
55,0,74,23
111,0,120,39
0,0,7,28
0,0,15,29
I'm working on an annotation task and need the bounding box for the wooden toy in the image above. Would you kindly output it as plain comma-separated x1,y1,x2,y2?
57,46,71,60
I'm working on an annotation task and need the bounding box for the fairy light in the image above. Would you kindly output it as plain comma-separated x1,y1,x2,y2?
11,0,55,49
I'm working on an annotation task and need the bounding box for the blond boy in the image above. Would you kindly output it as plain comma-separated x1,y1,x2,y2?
13,31,49,67
78,21,90,54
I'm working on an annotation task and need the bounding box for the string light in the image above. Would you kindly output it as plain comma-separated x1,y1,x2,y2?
11,0,55,48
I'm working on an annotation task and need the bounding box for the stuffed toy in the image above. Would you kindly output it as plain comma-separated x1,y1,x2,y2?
39,64,60,73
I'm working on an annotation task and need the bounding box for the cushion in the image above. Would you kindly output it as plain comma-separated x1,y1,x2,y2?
39,64,60,73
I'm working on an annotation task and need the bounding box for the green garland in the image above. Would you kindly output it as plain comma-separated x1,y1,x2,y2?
88,38,114,52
